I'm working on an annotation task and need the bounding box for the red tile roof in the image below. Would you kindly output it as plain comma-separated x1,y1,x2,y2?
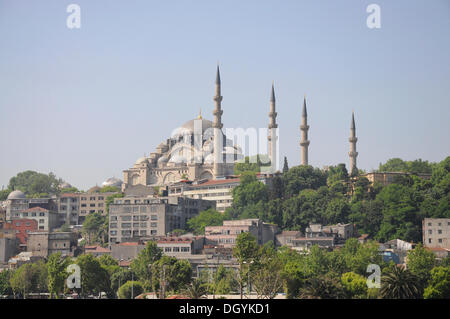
85,245,111,253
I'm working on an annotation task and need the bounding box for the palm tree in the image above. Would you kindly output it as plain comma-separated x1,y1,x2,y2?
380,265,422,299
299,276,346,299
182,279,208,299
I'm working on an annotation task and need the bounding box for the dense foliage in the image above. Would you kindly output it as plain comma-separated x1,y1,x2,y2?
227,157,450,243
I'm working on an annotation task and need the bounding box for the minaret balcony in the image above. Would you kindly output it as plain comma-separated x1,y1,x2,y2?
300,140,310,147
349,137,358,143
300,124,309,130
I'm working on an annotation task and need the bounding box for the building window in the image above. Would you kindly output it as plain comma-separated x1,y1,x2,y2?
90,197,96,201
164,247,172,252
151,222,157,228
173,247,180,252
429,230,432,234
151,215,157,221
140,230,147,236
150,230,157,235
438,239,443,243
81,197,86,201
98,196,104,200
429,238,432,243
428,222,432,226
39,219,44,224
438,230,442,234
23,212,28,217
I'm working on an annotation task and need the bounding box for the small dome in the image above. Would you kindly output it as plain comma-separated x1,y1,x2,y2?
7,190,26,200
102,177,123,188
60,182,72,189
135,157,148,165
158,155,169,164
87,186,101,193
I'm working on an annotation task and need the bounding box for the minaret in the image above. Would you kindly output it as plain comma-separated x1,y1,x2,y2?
213,65,224,179
268,82,278,172
349,111,358,176
300,96,310,165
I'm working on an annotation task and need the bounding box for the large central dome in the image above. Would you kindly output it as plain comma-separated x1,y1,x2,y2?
180,117,213,134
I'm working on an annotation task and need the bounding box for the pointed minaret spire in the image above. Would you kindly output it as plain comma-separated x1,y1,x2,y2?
349,111,358,176
213,64,224,179
300,95,310,165
268,82,278,172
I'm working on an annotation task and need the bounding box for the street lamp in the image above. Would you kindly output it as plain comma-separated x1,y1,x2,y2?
128,267,134,299
242,260,254,297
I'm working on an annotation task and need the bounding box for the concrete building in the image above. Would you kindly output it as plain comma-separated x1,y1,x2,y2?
275,230,302,247
84,245,111,257
363,171,432,187
79,191,116,223
157,236,205,258
423,218,450,249
27,232,78,257
111,242,146,261
0,237,18,264
58,193,80,226
2,218,38,248
205,219,278,248
18,207,58,231
109,196,215,243
168,174,274,212
5,191,58,221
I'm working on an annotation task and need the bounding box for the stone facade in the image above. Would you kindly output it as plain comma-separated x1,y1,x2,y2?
27,231,78,258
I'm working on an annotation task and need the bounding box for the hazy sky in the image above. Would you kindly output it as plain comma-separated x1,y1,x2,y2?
0,0,449,190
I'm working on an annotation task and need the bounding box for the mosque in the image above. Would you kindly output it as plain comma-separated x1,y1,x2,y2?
120,66,359,190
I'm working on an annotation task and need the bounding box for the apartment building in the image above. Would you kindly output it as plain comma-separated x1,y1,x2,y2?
168,174,275,212
205,219,278,248
108,196,215,243
27,231,78,257
423,218,450,249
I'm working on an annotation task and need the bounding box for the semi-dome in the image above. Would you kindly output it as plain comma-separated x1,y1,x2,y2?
158,155,169,164
102,177,123,188
7,190,26,200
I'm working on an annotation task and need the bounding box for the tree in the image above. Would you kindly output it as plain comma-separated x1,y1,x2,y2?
0,269,13,296
47,253,70,299
406,244,436,289
82,212,107,244
10,262,47,298
232,172,268,209
152,256,192,296
380,265,422,299
282,157,289,174
182,278,208,299
118,281,144,299
187,208,225,234
282,165,327,198
423,266,450,299
341,272,368,298
8,170,62,197
76,254,111,297
299,276,346,299
234,155,271,175
251,244,283,299
130,241,162,291
100,186,120,193
111,268,135,295
232,232,260,298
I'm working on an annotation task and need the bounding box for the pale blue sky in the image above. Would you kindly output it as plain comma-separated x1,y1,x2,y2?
0,0,449,190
